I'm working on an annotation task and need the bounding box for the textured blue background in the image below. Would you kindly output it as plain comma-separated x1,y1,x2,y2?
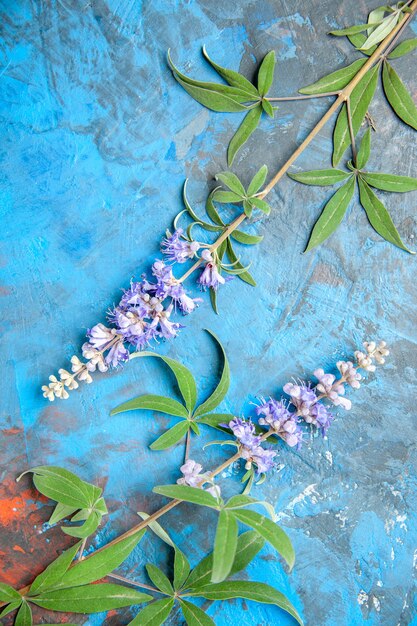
1,1,417,625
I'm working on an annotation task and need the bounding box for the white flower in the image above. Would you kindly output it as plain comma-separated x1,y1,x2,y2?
42,385,55,401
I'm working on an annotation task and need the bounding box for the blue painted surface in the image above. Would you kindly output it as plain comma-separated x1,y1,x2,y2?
1,1,417,625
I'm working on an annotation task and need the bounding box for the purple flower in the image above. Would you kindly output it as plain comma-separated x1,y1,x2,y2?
308,402,334,436
283,382,317,417
314,369,351,410
198,262,226,291
161,229,200,263
87,323,116,350
226,417,276,475
257,398,303,448
227,417,261,448
105,340,129,368
177,459,221,499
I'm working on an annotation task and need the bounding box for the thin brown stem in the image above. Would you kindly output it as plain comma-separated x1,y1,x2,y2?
184,428,191,462
345,96,357,166
77,537,87,561
383,2,417,57
266,91,340,101
107,572,160,593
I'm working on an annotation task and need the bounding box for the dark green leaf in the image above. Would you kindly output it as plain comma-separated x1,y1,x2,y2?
111,394,189,419
288,169,351,186
31,583,151,613
212,190,243,204
228,531,265,577
153,485,220,509
388,38,417,58
299,58,367,95
18,466,99,510
231,230,263,245
212,510,239,583
193,330,230,417
62,510,101,539
247,164,268,196
257,51,276,96
15,601,32,626
333,64,379,166
150,421,190,451
180,599,216,625
202,46,260,98
129,598,175,626
206,190,225,226
227,105,263,167
29,542,81,595
146,564,174,595
0,600,22,619
54,530,146,589
233,509,295,570
358,178,413,252
131,352,197,412
174,549,191,591
187,581,303,625
356,128,372,169
305,176,355,251
215,172,246,196
382,61,417,130
225,240,256,286
262,99,274,117
347,32,376,55
362,172,417,192
0,583,21,603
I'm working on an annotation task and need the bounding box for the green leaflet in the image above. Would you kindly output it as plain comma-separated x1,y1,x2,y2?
250,197,271,214
228,105,263,166
153,484,220,508
193,330,230,417
288,169,351,186
62,509,101,539
183,180,223,232
305,176,355,252
150,420,190,450
49,502,78,526
355,128,372,169
360,12,399,50
231,230,264,245
130,352,197,412
202,46,260,98
180,599,216,625
382,61,417,130
358,178,413,253
216,171,246,196
18,466,99,510
257,50,276,96
262,98,274,118
146,564,174,595
52,530,146,589
299,58,367,95
247,164,268,196
329,22,381,36
0,601,23,619
232,509,295,570
129,598,175,626
225,239,257,286
212,190,243,203
212,510,239,583
15,601,32,626
206,189,225,226
332,64,379,166
29,541,81,595
362,172,417,192
195,413,234,432
186,581,303,626
110,394,189,419
0,583,21,603
30,583,151,613
347,32,376,55
388,38,417,59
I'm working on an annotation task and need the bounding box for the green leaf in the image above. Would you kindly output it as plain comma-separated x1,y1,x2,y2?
130,352,197,412
388,38,417,58
54,530,146,589
153,484,220,508
233,509,295,570
212,190,243,204
329,22,380,36
257,51,276,96
228,531,265,577
288,169,351,186
202,46,259,98
356,128,372,169
262,99,274,117
19,466,99,510
193,330,230,417
227,105,262,167
29,542,81,595
182,180,223,232
367,6,386,35
187,582,303,626
360,12,398,50
382,61,417,130
206,189,225,226
195,413,234,432
347,32,376,55
358,177,413,253
333,64,379,166
150,421,190,450
146,564,174,595
0,600,22,619
31,583,151,613
180,599,216,625
111,394,189,419
0,583,21,603
299,58,367,95
250,197,271,214
215,172,246,196
211,510,239,583
305,176,355,251
15,601,32,626
129,598,175,626
225,240,256,286
362,172,417,192
231,230,264,245
243,199,253,217
209,287,218,315
62,510,101,539
247,164,268,196
49,502,78,526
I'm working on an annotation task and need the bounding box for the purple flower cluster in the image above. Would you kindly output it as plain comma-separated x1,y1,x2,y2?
177,459,221,499
227,417,277,475
256,399,303,447
161,229,200,263
283,382,335,434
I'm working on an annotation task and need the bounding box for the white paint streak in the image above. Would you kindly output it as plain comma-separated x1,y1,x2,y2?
357,590,369,606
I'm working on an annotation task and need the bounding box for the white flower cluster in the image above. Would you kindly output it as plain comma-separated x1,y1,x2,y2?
355,340,389,372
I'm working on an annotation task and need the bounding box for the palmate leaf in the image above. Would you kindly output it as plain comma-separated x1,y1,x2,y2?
18,466,99,510
355,128,371,169
193,330,230,417
228,104,262,166
150,420,190,450
388,38,417,59
187,581,303,626
111,394,189,419
129,598,175,626
288,169,351,186
180,599,216,625
299,58,367,95
130,351,197,412
332,64,379,166
212,510,239,583
382,61,417,130
358,178,413,253
153,484,220,509
362,172,417,192
305,176,355,252
202,46,259,98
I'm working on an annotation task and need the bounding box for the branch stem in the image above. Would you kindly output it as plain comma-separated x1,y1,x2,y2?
345,96,357,166
266,91,340,101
